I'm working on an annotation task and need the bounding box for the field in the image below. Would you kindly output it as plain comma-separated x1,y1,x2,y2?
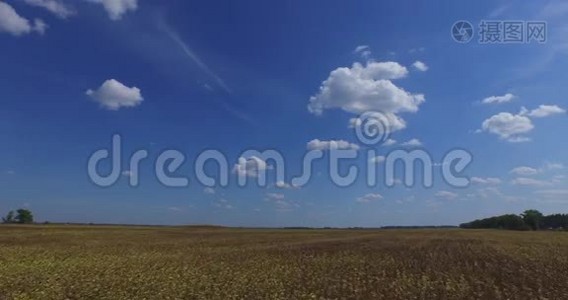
1,226,568,299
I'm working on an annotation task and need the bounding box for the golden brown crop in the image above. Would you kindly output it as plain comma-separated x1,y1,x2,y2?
0,226,567,299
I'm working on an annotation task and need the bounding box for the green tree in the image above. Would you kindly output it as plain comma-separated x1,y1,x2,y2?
2,210,15,223
521,209,543,231
14,209,34,224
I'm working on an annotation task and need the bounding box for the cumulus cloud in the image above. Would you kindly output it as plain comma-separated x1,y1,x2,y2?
86,0,138,20
400,138,422,147
412,60,428,71
275,181,299,189
307,61,425,129
0,2,47,36
481,104,565,142
524,105,566,118
481,112,534,142
233,156,271,178
22,0,75,19
435,190,458,200
510,166,539,176
511,177,552,187
481,93,515,104
356,193,382,203
306,139,360,151
471,177,501,185
86,79,143,110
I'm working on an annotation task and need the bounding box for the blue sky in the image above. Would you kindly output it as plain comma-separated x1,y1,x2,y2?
1,0,567,226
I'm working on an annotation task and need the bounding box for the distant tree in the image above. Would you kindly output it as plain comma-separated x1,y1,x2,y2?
2,210,15,223
521,209,544,231
541,214,568,230
14,209,34,224
459,214,527,230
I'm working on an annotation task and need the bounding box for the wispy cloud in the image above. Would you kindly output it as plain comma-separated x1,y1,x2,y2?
163,26,231,93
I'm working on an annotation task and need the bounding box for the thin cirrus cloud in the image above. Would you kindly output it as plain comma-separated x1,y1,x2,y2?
353,45,371,59
86,79,143,110
0,1,47,36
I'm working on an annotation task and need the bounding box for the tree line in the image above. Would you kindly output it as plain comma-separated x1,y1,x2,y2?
460,210,568,231
1,209,34,224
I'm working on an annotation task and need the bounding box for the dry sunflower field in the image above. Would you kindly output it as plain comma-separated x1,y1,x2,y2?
0,225,567,299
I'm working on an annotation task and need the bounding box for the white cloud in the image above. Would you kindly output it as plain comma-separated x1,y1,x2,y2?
510,166,539,176
265,193,299,212
233,156,271,178
544,162,564,170
535,189,568,197
307,61,425,129
356,193,382,203
511,177,552,187
525,105,566,118
213,198,232,209
275,181,298,189
348,112,407,133
412,60,428,72
382,138,397,146
307,139,359,151
481,93,515,104
203,187,215,195
435,190,458,200
0,2,47,36
369,155,386,164
471,177,501,185
481,112,534,142
400,138,422,146
265,193,285,200
22,0,75,19
86,79,143,110
86,0,138,20
353,45,371,58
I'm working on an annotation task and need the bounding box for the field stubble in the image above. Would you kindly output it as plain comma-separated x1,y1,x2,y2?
0,226,567,299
